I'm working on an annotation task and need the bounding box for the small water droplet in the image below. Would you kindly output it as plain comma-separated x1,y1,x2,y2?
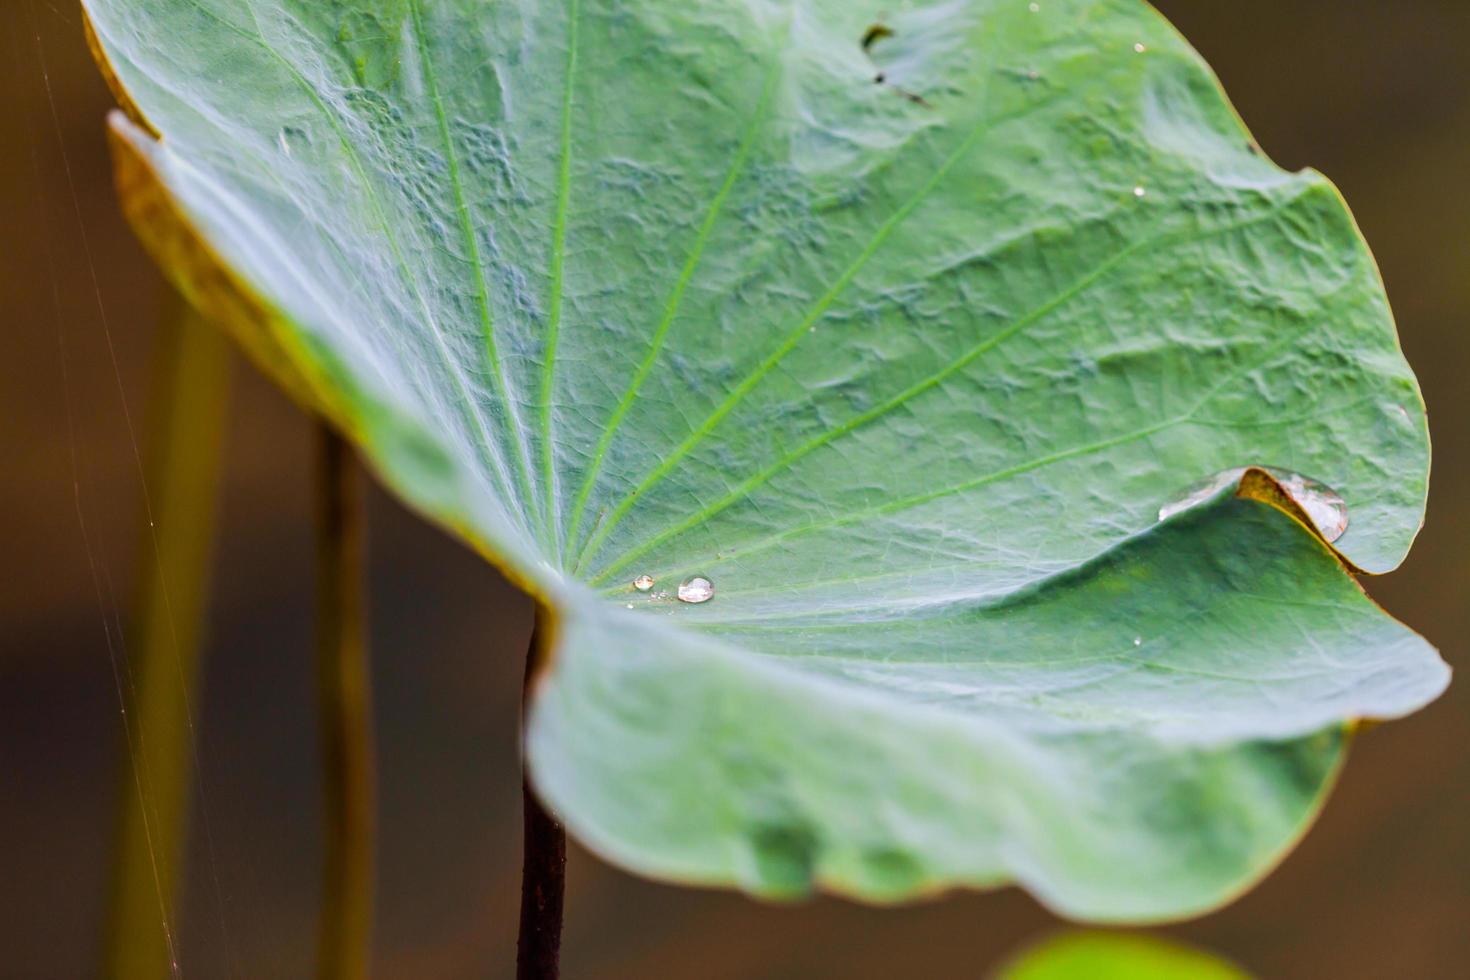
1133,185,1146,198
1134,42,1147,53
625,603,634,609
1159,466,1348,543
677,576,715,604
1133,636,1142,647
1028,1,1040,11
633,574,654,592
1027,69,1040,80
652,590,672,601
277,130,290,155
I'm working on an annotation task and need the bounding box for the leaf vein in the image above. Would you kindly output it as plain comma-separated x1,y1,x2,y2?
572,100,1039,571
539,0,581,555
560,47,785,566
407,0,544,535
199,0,531,518
590,204,1295,581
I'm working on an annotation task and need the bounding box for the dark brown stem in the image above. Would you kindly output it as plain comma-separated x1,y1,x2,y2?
517,608,565,980
314,425,375,980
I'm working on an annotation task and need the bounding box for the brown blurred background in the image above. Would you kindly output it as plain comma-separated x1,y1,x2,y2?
2,1,1466,977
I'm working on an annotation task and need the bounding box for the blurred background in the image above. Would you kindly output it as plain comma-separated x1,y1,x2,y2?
2,1,1466,976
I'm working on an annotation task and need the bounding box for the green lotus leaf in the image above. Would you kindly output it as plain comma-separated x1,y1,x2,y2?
84,0,1447,920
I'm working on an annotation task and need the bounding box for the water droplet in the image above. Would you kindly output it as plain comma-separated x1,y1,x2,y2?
633,574,654,592
1134,42,1147,53
1133,636,1142,646
1028,2,1040,11
1158,466,1348,543
277,130,290,156
625,603,634,609
1262,468,1348,543
1133,185,1147,198
1159,468,1244,523
677,576,715,604
1027,69,1040,80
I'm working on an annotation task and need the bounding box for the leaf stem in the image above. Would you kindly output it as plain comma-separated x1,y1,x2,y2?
314,424,376,980
104,291,231,979
518,607,565,980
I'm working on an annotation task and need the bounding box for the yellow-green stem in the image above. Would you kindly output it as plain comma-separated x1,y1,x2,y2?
314,424,376,980
104,291,232,978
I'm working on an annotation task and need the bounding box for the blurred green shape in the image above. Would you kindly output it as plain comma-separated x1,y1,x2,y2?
998,931,1250,980
104,293,231,978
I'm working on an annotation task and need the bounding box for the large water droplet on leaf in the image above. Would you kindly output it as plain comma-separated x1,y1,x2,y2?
1263,468,1348,543
1159,466,1348,543
1158,469,1245,523
677,576,715,604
